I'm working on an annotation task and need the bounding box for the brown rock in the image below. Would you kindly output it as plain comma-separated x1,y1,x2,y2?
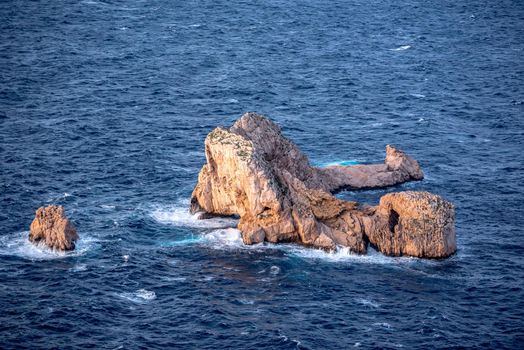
362,191,456,258
190,112,456,258
319,144,424,191
29,205,79,251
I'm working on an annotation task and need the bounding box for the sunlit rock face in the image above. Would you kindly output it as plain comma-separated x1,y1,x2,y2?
191,112,455,258
29,205,79,251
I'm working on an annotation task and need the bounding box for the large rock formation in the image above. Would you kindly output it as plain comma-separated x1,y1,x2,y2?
29,205,79,251
190,112,456,258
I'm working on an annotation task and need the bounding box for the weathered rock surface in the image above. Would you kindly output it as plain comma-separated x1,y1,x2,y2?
190,112,456,258
361,192,456,258
29,205,79,251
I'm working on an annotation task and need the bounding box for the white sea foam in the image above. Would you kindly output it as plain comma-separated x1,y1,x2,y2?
202,228,244,247
356,298,380,308
238,298,255,305
117,289,156,304
391,45,411,51
159,225,424,266
151,205,238,229
283,245,397,264
153,202,428,265
70,264,88,272
372,322,392,329
0,231,97,261
198,231,421,265
410,93,426,98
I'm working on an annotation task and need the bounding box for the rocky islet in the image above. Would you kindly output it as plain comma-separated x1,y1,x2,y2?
190,112,456,258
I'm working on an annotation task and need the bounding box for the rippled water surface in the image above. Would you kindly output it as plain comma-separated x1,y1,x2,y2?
1,0,523,348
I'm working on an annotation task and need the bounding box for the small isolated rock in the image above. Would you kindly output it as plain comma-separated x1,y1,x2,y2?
29,205,79,251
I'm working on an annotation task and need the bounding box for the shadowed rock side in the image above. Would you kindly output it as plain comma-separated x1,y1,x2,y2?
29,205,79,251
191,112,456,258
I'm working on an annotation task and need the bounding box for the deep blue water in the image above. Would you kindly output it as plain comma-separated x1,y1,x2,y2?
1,0,524,348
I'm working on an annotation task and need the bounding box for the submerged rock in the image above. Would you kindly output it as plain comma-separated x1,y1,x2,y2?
190,112,456,258
29,205,79,251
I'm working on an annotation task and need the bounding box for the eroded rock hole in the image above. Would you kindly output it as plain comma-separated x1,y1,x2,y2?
388,209,399,233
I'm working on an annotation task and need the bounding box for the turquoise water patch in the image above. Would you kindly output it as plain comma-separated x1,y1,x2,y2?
158,236,203,247
315,160,360,168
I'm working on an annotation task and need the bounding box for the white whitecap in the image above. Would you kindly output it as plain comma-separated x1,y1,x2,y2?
202,228,244,247
391,45,411,51
184,228,426,266
70,264,88,272
355,297,380,308
0,231,97,261
410,93,426,98
282,245,419,265
151,205,238,229
227,98,239,103
117,289,156,304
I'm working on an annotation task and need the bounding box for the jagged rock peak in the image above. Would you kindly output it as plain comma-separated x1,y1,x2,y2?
29,205,79,251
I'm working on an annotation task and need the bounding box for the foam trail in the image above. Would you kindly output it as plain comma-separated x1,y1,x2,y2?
0,231,96,261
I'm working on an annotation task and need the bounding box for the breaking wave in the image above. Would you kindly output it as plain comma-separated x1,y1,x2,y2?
0,231,97,261
151,204,238,229
117,289,156,304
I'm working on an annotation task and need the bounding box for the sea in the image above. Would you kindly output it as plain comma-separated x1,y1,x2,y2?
1,0,523,348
